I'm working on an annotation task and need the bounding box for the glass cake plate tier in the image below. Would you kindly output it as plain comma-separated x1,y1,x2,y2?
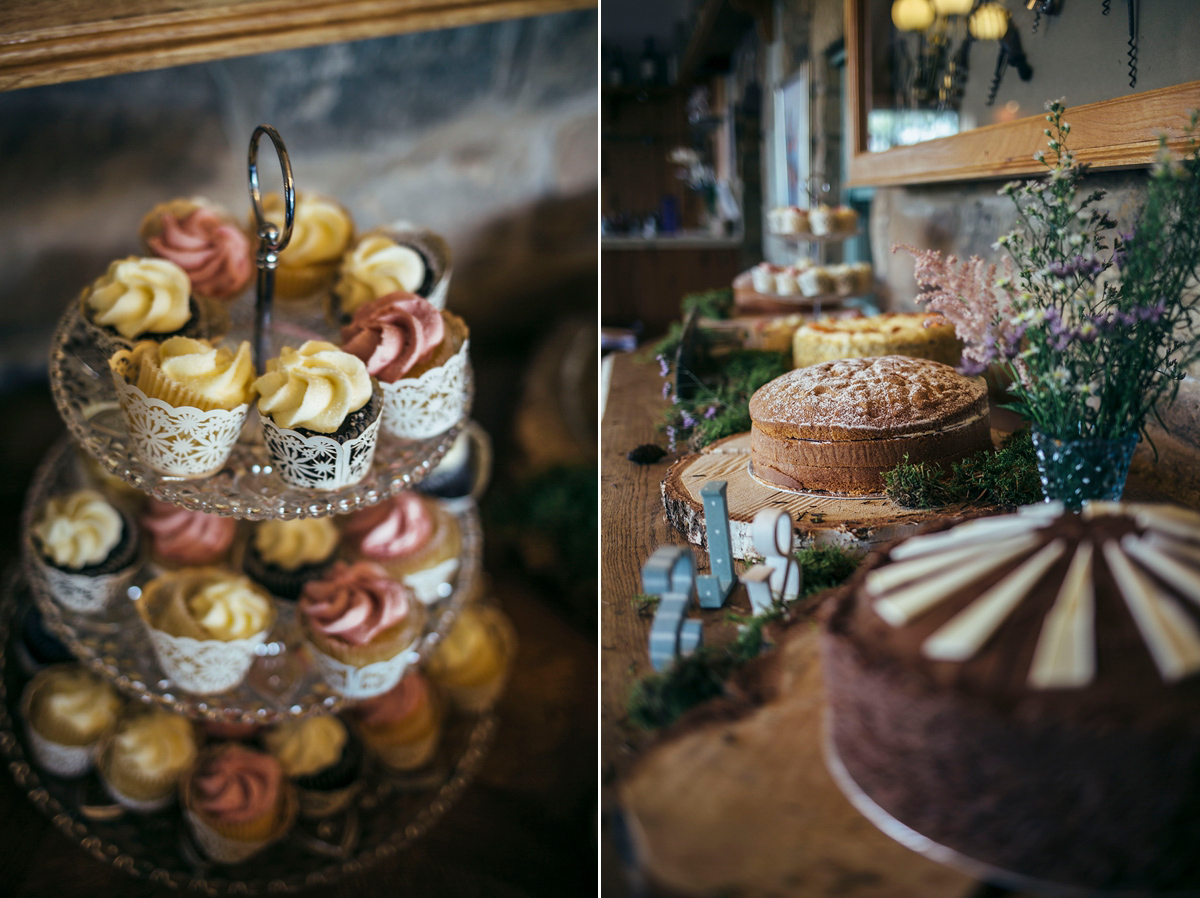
0,569,495,894
49,300,472,520
20,437,482,725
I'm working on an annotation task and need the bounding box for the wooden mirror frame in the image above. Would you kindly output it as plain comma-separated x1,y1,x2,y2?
844,0,1200,187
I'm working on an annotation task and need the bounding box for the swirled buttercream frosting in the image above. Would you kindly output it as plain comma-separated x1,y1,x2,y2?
340,293,444,383
253,341,373,433
141,499,236,566
193,745,283,825
128,337,254,410
264,715,347,777
110,710,197,779
301,561,412,646
341,493,433,561
34,489,124,570
188,578,272,640
83,257,192,339
253,517,339,571
145,569,272,641
356,671,430,727
262,192,352,266
146,205,252,299
29,666,122,743
335,235,426,314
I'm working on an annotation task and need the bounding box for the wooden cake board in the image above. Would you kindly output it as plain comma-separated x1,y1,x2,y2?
661,431,996,557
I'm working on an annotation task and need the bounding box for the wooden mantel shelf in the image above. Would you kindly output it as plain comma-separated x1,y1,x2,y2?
0,0,595,92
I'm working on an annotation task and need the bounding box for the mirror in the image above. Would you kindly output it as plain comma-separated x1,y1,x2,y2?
846,0,1200,186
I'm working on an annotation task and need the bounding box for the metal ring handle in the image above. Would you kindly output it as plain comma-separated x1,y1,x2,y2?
248,124,295,253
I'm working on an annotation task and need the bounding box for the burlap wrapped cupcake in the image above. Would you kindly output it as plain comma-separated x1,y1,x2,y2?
256,191,354,300
299,561,426,699
340,293,470,439
97,709,199,812
136,567,275,695
110,337,254,479
21,665,122,777
332,225,451,318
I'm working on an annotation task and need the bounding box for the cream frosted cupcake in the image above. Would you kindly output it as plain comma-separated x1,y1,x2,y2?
259,191,354,299
97,709,198,812
333,228,450,316
427,605,516,713
22,665,122,777
80,256,206,354
340,493,461,604
140,198,253,302
182,743,296,863
110,337,254,479
242,516,339,601
31,489,139,614
351,670,443,771
263,714,363,818
136,567,275,694
340,293,469,439
141,499,237,570
299,561,426,699
253,341,383,490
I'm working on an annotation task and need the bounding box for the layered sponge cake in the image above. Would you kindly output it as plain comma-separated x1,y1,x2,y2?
791,312,960,370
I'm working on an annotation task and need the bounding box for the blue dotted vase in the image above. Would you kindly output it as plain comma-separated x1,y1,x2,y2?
1030,427,1140,510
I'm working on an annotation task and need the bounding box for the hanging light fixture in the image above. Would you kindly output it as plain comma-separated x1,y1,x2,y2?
969,3,1011,40
892,0,935,32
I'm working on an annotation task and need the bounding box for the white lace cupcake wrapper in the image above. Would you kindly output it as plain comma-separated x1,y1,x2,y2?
144,627,267,694
379,339,471,440
35,553,134,615
184,809,274,864
306,638,420,699
111,373,249,480
25,722,94,777
260,388,383,491
400,557,461,605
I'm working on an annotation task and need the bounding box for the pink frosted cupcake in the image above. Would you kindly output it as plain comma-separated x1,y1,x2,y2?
340,292,470,439
140,198,253,301
299,561,426,698
141,499,237,569
340,492,461,604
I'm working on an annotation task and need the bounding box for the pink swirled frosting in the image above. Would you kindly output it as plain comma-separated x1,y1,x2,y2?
356,671,430,726
194,745,282,824
339,292,444,383
340,492,433,561
147,208,252,299
141,499,236,565
301,561,412,646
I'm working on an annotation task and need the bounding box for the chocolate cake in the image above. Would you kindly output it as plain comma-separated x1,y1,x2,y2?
822,502,1200,891
748,356,991,495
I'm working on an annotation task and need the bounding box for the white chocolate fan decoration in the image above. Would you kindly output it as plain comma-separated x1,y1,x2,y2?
867,503,1200,687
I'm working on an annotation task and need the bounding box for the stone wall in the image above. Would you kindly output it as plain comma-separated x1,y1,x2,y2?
0,9,598,386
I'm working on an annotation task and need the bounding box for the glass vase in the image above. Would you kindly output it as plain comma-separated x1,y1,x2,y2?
1030,427,1139,510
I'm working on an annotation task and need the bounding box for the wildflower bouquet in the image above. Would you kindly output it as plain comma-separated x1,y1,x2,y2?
898,99,1200,442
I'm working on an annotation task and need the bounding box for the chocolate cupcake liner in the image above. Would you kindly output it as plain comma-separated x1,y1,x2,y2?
306,636,420,699
260,385,383,490
31,547,136,615
383,227,452,310
378,338,470,440
110,362,249,480
143,626,268,694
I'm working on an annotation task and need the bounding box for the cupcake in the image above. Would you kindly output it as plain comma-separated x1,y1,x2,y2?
182,743,296,863
141,499,237,570
333,227,450,317
136,567,275,694
415,427,478,503
242,516,339,600
351,670,443,771
299,561,426,699
263,714,363,818
340,293,470,439
140,198,253,301
97,709,198,812
258,191,354,299
21,665,122,777
253,341,383,490
30,489,139,614
751,263,779,295
427,605,516,713
341,493,461,604
109,337,254,479
774,267,798,296
80,256,206,354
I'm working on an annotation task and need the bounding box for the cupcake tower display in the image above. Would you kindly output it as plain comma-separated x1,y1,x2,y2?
2,127,517,888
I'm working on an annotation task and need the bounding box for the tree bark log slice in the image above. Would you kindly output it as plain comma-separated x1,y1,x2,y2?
662,431,989,557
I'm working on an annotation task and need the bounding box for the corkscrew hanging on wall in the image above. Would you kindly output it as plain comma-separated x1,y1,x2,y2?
1103,0,1140,88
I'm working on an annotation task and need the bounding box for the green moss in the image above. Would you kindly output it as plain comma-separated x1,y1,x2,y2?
681,287,734,321
665,350,790,451
632,593,660,619
884,429,1041,509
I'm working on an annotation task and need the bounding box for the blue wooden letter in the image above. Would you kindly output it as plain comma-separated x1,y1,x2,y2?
696,480,736,609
